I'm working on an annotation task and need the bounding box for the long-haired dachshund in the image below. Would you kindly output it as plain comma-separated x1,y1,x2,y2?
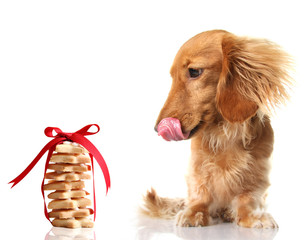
142,30,292,228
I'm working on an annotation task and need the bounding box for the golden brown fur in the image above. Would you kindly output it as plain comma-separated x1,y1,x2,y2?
141,30,292,228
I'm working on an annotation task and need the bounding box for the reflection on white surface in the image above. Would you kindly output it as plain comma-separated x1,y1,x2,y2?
45,227,95,240
136,216,278,240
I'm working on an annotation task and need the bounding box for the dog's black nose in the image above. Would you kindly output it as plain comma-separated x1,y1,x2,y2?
154,125,158,132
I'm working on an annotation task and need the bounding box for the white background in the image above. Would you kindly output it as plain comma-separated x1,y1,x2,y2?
0,1,304,239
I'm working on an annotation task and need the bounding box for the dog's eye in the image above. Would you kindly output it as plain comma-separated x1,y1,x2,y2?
188,68,203,78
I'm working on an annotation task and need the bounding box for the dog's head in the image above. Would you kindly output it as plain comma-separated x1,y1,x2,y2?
156,30,291,140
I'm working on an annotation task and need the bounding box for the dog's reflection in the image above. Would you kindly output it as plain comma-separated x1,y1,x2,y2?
45,227,95,240
136,215,278,240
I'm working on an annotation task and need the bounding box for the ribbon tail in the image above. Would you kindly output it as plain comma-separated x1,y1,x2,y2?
90,153,97,221
70,134,111,193
9,138,65,188
41,146,56,223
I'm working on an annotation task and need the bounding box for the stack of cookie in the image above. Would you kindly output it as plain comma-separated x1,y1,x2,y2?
43,142,94,228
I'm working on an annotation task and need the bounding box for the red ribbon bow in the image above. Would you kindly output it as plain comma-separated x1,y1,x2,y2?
9,124,110,222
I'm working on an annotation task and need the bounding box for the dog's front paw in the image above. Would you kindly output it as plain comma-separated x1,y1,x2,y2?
175,208,210,227
237,213,278,229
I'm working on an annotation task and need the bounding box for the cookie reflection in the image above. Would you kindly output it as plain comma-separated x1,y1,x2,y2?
45,227,95,240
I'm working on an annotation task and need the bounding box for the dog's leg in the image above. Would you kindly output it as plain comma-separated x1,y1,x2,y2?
175,202,211,227
234,193,278,228
175,182,212,227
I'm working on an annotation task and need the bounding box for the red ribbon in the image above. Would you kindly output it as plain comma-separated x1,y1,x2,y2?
9,124,110,222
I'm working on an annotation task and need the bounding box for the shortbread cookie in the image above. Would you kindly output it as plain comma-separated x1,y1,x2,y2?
43,181,85,191
44,141,94,228
55,143,85,154
52,217,94,228
48,198,91,209
49,208,93,219
45,172,91,181
47,164,91,172
50,153,91,164
48,190,89,199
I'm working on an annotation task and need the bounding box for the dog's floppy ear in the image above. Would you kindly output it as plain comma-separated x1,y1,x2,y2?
216,34,292,123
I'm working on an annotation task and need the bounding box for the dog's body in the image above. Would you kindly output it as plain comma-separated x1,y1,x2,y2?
142,30,292,228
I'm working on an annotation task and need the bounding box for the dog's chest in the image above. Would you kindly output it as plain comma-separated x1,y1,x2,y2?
202,150,253,202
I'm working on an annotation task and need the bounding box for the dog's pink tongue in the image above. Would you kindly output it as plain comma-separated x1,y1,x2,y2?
157,118,190,141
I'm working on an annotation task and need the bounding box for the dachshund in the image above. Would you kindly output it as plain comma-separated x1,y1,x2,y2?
142,30,292,228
